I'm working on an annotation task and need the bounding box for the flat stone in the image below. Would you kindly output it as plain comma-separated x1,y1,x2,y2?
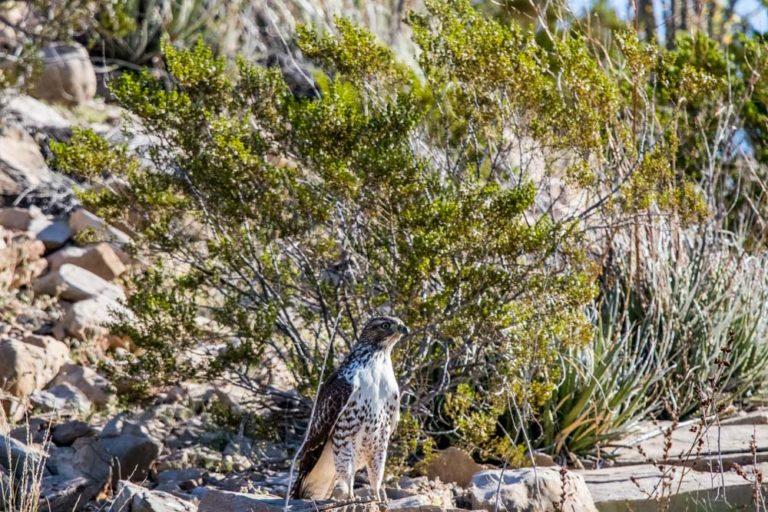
1,95,71,131
33,263,125,302
52,420,96,447
581,463,768,512
609,423,768,469
111,480,196,512
30,217,72,250
30,382,91,413
69,209,131,245
47,242,126,280
52,363,110,408
39,474,95,512
721,410,768,426
198,489,297,512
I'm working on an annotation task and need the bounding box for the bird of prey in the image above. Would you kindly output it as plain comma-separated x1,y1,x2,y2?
289,316,409,501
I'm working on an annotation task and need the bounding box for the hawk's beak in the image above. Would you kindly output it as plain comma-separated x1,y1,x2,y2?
399,325,410,335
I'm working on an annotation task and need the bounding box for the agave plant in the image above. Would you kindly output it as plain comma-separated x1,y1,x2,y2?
91,0,215,66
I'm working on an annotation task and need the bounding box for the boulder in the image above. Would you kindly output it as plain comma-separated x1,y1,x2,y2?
52,420,96,447
0,336,70,419
387,495,444,512
426,447,483,487
51,363,110,408
59,297,131,350
69,209,131,245
111,480,197,512
39,474,95,512
0,433,46,479
33,263,125,302
0,234,47,289
29,217,72,250
0,207,37,231
395,476,456,508
47,243,126,280
98,414,163,485
30,43,97,106
198,489,287,512
469,468,598,512
30,382,91,413
0,125,53,195
0,95,72,132
156,468,207,487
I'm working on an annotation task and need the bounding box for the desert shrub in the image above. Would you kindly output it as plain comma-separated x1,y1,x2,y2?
52,0,717,463
536,221,768,459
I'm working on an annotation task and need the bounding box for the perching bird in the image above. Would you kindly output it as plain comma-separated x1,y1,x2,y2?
289,316,409,501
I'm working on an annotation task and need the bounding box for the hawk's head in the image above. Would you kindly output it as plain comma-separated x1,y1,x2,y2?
359,316,409,350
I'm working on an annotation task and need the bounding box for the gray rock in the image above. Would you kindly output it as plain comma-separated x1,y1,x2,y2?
469,468,598,512
0,433,46,479
1,95,72,131
39,474,95,512
31,382,91,413
582,463,768,512
111,480,197,512
197,489,289,512
30,217,72,250
156,468,207,486
387,495,443,512
33,263,125,302
99,415,163,485
9,417,50,444
52,420,96,447
30,43,97,106
60,296,132,350
51,363,110,408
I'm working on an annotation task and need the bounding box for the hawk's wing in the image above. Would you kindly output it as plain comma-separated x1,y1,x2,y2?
290,370,355,498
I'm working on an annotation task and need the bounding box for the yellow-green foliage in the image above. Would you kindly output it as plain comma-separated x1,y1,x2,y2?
51,0,727,464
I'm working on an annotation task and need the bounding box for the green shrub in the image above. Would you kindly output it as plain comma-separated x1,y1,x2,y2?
52,0,714,464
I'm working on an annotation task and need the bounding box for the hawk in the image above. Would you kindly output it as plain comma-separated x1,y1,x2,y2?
289,316,409,501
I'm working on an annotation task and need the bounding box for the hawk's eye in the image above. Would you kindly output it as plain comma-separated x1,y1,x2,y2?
381,322,391,330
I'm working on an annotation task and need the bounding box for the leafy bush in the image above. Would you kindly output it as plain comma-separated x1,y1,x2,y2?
52,0,720,463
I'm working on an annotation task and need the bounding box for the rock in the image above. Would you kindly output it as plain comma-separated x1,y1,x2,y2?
52,363,110,408
0,336,70,420
39,474,95,512
30,43,97,106
527,451,557,467
69,209,131,246
720,409,768,426
29,217,72,250
47,242,126,280
157,468,207,486
426,447,483,487
10,417,50,444
33,263,125,302
581,463,768,512
387,495,444,512
0,207,36,231
52,420,96,447
396,476,456,509
98,414,163,485
198,489,287,512
0,233,48,289
1,95,72,132
469,468,598,512
0,433,46,479
0,125,53,195
60,297,131,350
30,382,91,413
111,480,197,512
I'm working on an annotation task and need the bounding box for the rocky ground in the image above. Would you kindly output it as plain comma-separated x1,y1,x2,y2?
1,42,768,512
